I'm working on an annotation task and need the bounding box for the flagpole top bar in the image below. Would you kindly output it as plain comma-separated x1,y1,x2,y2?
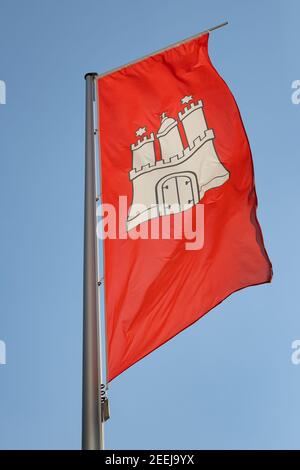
96,21,228,79
84,72,98,80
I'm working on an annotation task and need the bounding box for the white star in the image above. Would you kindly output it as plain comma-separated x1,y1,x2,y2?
181,95,193,104
136,127,146,137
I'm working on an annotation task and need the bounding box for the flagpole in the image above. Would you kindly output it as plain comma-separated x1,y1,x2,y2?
82,72,104,450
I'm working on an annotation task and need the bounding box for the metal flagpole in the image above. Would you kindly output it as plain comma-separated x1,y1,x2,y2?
82,72,104,450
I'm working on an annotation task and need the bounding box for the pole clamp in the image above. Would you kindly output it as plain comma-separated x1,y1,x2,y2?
100,384,110,422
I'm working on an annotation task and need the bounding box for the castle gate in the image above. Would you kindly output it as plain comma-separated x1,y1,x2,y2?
156,171,200,216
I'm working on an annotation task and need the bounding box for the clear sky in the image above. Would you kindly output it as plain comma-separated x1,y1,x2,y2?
0,0,299,450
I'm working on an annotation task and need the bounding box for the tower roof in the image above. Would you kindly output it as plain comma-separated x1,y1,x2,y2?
157,112,177,136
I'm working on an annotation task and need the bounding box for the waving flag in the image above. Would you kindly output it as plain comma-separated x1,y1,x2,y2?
97,32,272,382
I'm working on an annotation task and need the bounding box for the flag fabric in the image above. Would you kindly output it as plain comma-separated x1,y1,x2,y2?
97,33,272,382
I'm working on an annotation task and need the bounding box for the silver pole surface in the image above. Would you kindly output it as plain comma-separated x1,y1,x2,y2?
82,73,103,450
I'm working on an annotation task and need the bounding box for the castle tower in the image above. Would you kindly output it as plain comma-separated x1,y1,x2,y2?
131,133,155,171
157,113,184,162
179,100,207,148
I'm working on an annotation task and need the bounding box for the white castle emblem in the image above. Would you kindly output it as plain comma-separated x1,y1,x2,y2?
127,96,229,231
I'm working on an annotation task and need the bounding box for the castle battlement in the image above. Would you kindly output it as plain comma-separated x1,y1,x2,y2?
131,132,155,151
178,100,203,121
129,128,214,180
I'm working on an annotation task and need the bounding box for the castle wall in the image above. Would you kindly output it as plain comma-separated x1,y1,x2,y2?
131,133,155,171
127,138,229,230
179,101,207,147
157,125,184,161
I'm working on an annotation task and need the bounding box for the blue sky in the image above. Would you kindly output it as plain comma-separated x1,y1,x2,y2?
0,0,299,450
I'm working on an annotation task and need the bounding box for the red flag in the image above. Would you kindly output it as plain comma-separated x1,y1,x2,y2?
97,33,272,382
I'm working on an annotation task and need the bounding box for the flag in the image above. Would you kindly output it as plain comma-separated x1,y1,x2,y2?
97,33,272,382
